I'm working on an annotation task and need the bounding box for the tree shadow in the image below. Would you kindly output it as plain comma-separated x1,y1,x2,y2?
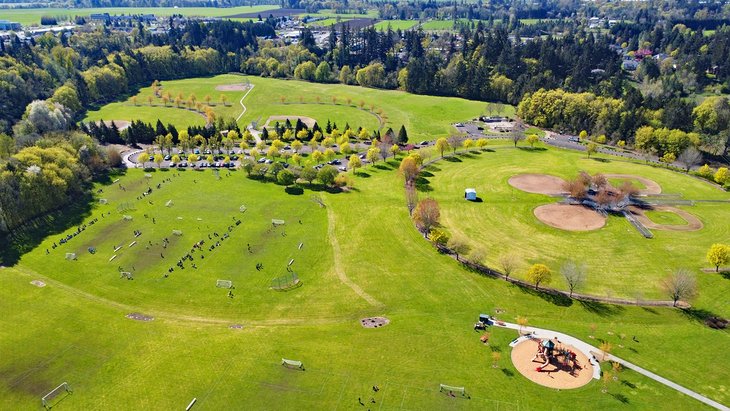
285,186,304,195
0,192,94,266
516,284,573,307
490,345,502,352
355,171,371,178
720,271,730,280
482,148,495,152
578,300,624,317
620,380,637,389
611,393,630,404
590,157,611,163
458,152,476,159
641,307,659,315
415,175,432,192
501,368,514,377
373,163,393,170
444,156,462,162
419,170,434,177
424,164,441,172
517,147,547,152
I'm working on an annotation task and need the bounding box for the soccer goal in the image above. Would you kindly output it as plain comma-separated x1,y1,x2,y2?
239,205,247,213
99,198,108,204
122,215,133,221
172,230,183,236
216,279,233,289
64,253,77,260
41,382,72,408
281,358,304,370
165,200,174,207
271,219,285,226
439,384,467,397
270,273,300,290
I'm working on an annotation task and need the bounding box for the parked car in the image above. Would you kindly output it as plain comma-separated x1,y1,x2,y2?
338,166,347,172
264,159,273,164
169,163,176,168
420,141,429,146
164,155,171,161
257,158,266,163
568,136,580,142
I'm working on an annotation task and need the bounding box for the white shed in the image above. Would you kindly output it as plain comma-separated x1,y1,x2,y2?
465,188,477,201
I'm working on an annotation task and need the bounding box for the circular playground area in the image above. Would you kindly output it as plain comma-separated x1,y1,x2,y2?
511,338,594,389
508,174,567,195
533,204,606,231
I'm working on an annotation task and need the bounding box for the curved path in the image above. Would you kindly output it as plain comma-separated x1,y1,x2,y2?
121,148,143,168
235,83,255,122
495,321,729,411
325,206,383,307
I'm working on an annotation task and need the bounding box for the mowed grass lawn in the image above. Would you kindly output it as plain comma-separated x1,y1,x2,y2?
425,142,730,309
374,19,418,31
1,164,728,409
84,74,501,142
1,5,279,26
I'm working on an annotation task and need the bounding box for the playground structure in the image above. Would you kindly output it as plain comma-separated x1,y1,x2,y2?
509,334,595,389
530,338,580,374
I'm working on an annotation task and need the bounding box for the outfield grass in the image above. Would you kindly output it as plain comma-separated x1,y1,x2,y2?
608,177,647,189
84,74,506,142
1,5,278,26
373,19,418,31
424,143,730,308
1,160,728,409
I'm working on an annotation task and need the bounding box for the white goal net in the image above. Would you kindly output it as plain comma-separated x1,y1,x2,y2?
439,384,466,396
42,382,71,408
64,253,76,260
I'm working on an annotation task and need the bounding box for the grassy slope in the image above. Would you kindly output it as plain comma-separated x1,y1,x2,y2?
83,74,504,142
425,143,730,310
2,5,279,26
1,165,728,409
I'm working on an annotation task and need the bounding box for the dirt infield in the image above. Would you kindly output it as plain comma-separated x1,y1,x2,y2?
511,339,594,389
264,115,317,129
629,206,703,231
534,204,606,231
215,83,250,92
508,174,567,195
604,174,661,195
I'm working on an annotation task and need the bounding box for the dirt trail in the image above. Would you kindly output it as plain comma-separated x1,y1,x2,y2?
326,207,383,307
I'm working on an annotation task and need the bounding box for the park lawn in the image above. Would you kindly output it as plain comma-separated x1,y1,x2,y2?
305,18,349,27
81,74,503,142
424,143,730,308
420,19,483,31
1,5,279,26
300,10,378,19
238,76,509,141
524,126,545,138
2,162,729,408
644,210,689,225
519,18,559,25
82,74,250,129
608,177,647,189
373,19,418,31
83,103,206,129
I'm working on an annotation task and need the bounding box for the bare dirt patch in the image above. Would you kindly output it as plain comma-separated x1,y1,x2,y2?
628,206,702,231
509,174,567,195
534,204,606,231
215,83,250,92
95,120,130,130
126,312,154,321
360,317,389,328
264,116,317,129
511,338,594,389
30,280,46,287
603,174,661,195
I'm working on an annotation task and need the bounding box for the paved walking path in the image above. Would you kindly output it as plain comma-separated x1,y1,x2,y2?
495,321,729,410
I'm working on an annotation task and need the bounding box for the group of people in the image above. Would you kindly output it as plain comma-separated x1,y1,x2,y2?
48,218,101,254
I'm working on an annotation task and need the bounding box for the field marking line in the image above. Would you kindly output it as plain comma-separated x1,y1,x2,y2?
236,84,255,122
326,206,383,307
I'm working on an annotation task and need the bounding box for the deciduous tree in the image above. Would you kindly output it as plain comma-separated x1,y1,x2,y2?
435,137,449,158
526,263,551,289
561,260,586,297
413,198,440,234
707,244,730,272
662,268,697,306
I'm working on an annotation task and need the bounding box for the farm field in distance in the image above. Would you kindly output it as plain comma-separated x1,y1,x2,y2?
0,5,279,26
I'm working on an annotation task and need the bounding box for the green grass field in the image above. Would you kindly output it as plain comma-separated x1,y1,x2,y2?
2,157,728,409
644,210,689,225
373,19,418,31
1,5,278,26
83,74,505,141
424,143,730,309
304,18,349,27
300,10,379,19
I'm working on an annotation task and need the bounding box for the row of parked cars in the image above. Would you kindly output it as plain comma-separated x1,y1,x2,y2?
169,161,236,168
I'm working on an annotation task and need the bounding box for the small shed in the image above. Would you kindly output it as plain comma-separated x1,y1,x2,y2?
465,188,477,201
